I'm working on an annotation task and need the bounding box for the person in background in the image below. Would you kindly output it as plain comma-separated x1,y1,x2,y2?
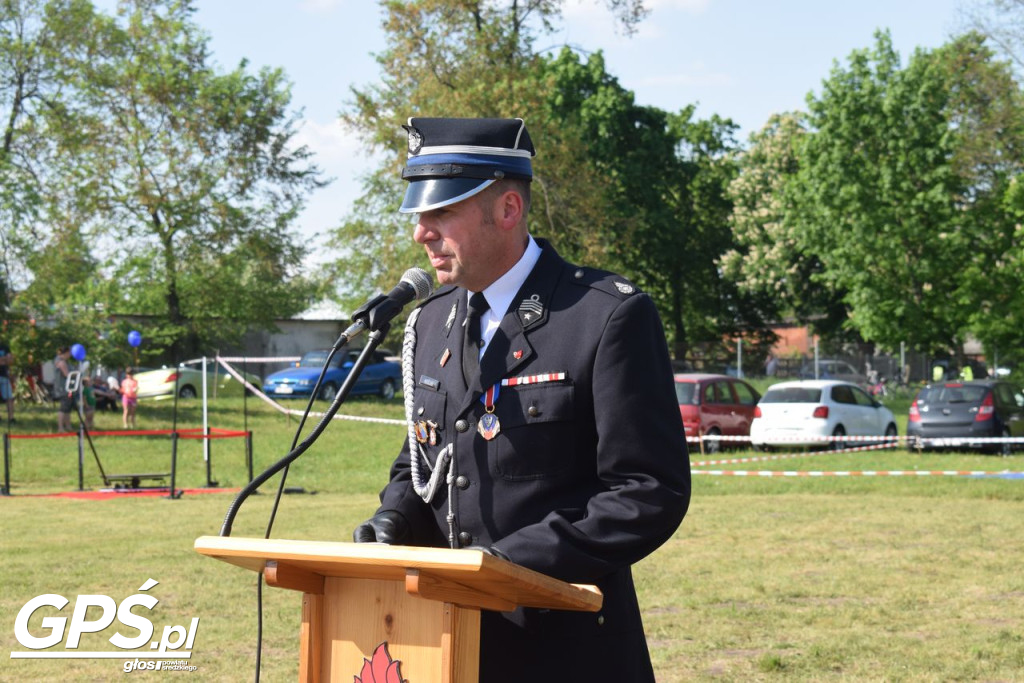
91,374,120,411
120,367,139,429
0,339,14,423
352,117,691,682
81,376,96,430
53,346,75,432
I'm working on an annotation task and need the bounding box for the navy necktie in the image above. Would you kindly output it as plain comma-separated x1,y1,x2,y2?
462,292,488,384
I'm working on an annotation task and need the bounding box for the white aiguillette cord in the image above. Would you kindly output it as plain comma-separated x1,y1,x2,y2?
402,308,457,546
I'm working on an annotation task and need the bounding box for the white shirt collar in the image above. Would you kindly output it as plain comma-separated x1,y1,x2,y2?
471,235,542,351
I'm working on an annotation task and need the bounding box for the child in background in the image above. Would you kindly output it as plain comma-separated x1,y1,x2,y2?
82,376,96,430
121,367,139,429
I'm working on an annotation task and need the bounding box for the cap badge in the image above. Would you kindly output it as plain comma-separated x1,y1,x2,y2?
407,127,424,155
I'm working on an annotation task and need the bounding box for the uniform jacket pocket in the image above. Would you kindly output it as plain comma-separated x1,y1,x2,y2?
491,382,576,480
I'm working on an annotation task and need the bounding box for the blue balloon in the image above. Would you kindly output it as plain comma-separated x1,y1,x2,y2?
71,343,86,361
128,330,142,348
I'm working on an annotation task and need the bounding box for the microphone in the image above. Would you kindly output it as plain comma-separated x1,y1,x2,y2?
338,267,434,344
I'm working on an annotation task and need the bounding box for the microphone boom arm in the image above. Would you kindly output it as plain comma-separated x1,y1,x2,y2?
219,326,391,537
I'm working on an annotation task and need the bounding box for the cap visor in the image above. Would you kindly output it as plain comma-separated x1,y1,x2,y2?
399,178,494,214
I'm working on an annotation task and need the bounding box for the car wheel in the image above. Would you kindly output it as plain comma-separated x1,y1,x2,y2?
318,382,338,401
379,378,396,400
884,423,898,448
830,425,847,451
179,385,197,399
703,428,722,455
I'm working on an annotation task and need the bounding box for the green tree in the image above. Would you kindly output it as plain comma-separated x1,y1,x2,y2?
331,1,767,362
1,0,114,369
722,112,851,341
47,0,323,357
950,32,1024,361
327,0,645,315
541,47,755,358
785,31,1024,358
0,0,63,313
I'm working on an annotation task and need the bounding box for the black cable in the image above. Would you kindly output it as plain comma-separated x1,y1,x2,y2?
231,328,389,682
248,348,339,683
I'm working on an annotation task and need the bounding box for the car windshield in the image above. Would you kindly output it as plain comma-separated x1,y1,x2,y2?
761,387,822,403
675,382,698,405
299,351,331,368
918,385,987,404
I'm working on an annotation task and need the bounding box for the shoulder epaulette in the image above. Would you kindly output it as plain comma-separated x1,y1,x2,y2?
566,265,641,300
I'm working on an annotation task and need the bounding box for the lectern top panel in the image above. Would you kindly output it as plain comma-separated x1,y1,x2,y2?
194,536,602,612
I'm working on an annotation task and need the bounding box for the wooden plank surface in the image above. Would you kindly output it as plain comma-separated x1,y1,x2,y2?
195,536,602,612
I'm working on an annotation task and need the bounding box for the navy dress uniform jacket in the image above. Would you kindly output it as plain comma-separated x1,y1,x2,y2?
376,240,691,682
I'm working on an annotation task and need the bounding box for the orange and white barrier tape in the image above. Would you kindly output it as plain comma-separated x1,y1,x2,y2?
216,356,405,426
691,469,1020,477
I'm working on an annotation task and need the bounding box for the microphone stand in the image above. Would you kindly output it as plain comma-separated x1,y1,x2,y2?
219,324,391,537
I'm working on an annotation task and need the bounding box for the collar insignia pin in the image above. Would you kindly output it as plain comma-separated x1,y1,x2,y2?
517,294,544,327
444,301,458,336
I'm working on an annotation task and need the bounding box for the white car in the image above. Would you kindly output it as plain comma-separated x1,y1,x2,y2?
750,380,898,450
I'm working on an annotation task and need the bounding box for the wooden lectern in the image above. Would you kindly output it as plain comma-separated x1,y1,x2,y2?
195,536,603,682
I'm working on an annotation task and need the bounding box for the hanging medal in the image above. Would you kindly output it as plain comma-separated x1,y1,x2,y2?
414,420,430,444
477,383,501,440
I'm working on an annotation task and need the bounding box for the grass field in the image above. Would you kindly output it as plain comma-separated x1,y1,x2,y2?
2,394,1023,681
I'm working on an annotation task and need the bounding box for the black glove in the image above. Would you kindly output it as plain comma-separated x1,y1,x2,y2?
467,545,511,562
352,510,409,544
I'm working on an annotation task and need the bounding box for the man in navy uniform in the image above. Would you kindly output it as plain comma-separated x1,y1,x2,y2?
354,117,690,681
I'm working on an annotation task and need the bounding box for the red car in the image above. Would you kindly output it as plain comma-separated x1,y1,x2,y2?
675,373,761,454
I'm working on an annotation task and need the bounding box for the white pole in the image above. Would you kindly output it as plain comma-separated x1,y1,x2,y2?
201,357,209,463
900,341,906,384
814,338,820,379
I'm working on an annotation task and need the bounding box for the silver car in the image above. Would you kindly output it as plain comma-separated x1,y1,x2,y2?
798,359,867,385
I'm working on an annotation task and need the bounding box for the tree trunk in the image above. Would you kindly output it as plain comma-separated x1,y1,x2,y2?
156,215,187,360
671,282,688,363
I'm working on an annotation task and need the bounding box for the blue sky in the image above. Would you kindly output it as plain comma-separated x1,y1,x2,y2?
152,1,973,262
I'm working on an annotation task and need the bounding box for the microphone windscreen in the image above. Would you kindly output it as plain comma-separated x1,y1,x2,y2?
401,267,434,301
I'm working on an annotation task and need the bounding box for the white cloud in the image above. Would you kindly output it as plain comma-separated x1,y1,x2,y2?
288,116,389,267
293,116,362,168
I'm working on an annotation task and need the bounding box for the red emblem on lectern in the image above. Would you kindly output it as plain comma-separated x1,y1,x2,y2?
354,642,407,683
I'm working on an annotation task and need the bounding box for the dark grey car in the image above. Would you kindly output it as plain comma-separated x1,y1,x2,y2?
907,380,1024,454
